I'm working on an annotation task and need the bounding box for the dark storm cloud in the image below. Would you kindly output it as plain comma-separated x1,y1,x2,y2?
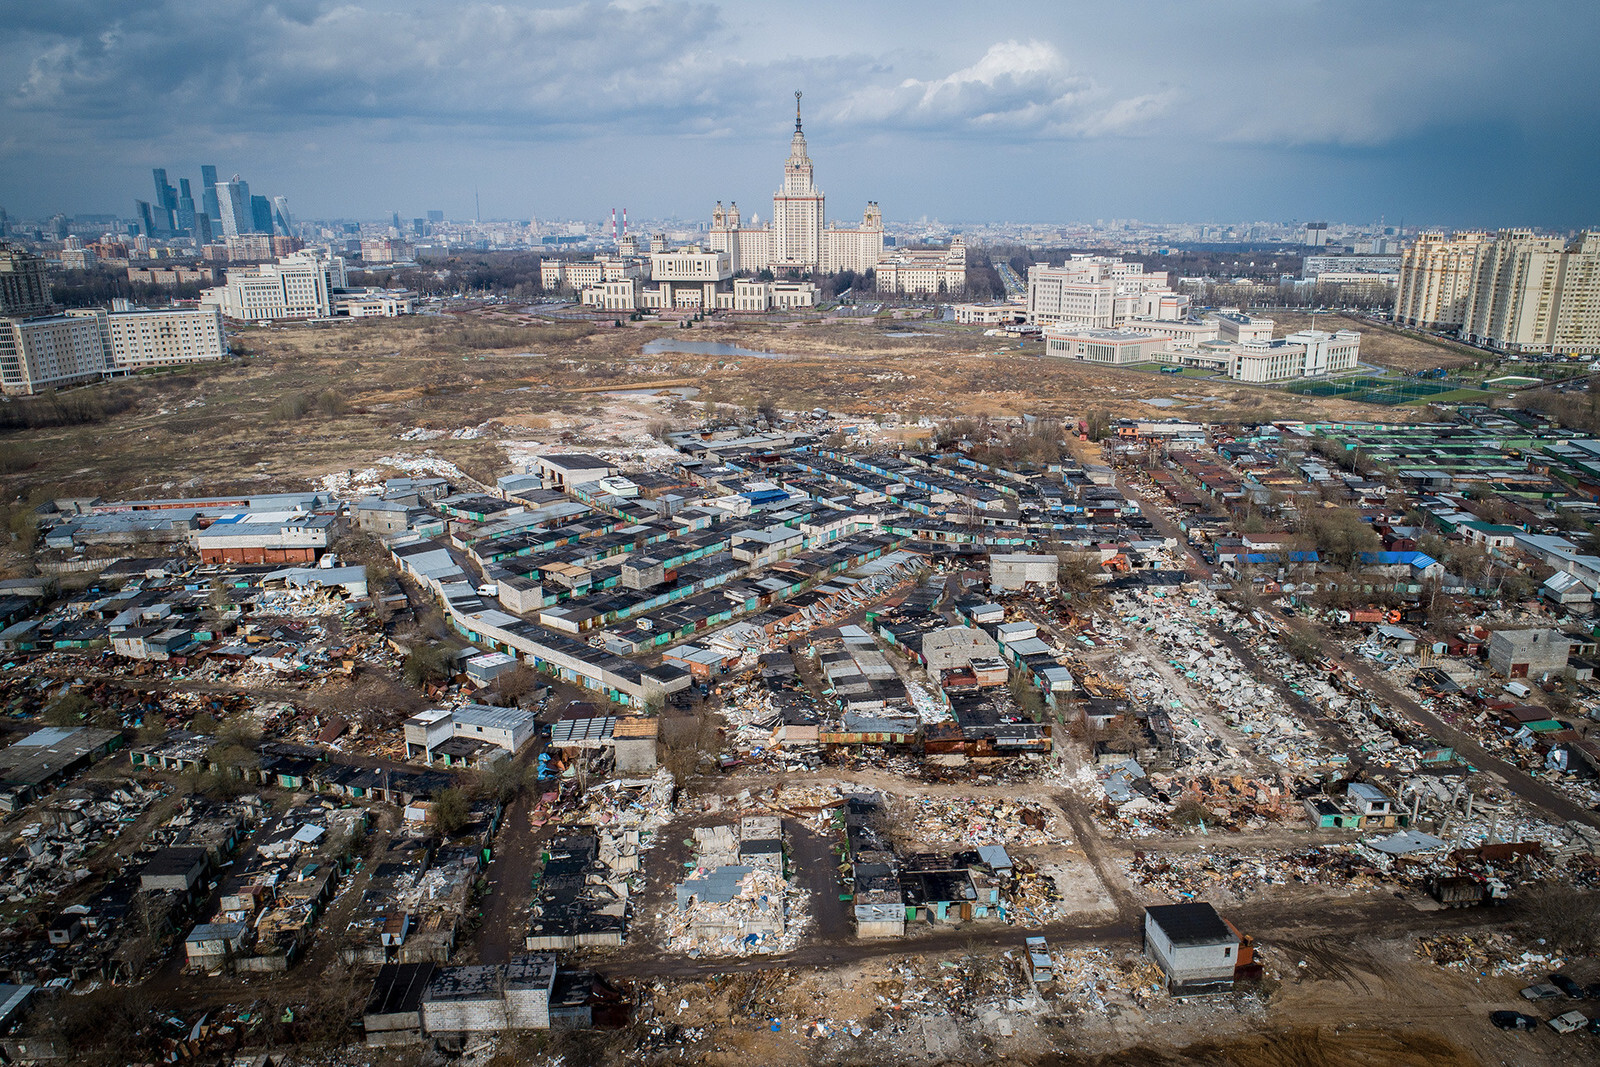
0,0,1596,225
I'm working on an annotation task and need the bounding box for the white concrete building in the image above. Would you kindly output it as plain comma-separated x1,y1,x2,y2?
1025,256,1175,328
88,306,227,371
580,278,643,312
725,278,817,312
1051,315,1360,383
1043,327,1171,365
952,302,1027,325
2,304,228,393
203,251,347,321
0,314,108,395
1213,311,1275,344
875,237,967,297
641,248,732,309
334,289,417,318
1143,904,1241,995
403,703,539,764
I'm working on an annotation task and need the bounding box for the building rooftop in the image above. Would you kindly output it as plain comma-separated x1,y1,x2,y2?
1146,902,1235,946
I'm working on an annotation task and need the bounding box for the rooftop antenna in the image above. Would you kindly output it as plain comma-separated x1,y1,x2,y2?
795,90,803,133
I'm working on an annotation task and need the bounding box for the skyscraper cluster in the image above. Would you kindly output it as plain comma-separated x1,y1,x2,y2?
136,166,292,243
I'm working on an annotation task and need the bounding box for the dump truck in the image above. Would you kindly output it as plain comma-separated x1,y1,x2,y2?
1426,874,1508,908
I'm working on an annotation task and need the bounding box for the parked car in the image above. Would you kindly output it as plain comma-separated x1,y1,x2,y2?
1550,973,1585,998
1522,983,1564,1001
1490,1010,1539,1031
1585,982,1600,1000
1548,1010,1588,1034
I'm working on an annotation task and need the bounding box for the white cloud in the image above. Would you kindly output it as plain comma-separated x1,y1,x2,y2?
834,40,1170,138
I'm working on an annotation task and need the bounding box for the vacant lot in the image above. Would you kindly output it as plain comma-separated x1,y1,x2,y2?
0,313,1425,504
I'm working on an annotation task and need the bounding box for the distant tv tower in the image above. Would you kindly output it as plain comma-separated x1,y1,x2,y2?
474,188,480,224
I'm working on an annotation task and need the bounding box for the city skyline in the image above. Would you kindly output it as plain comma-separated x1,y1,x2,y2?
2,1,1598,228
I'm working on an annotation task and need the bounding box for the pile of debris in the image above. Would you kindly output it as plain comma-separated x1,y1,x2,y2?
7,777,167,891
1044,946,1167,1012
1415,932,1567,977
1122,845,1393,903
667,817,807,957
892,795,1061,849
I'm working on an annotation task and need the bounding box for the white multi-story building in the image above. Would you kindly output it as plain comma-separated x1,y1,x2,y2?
201,251,348,321
1,303,230,394
1043,328,1170,365
1213,311,1276,344
1046,318,1360,383
0,314,109,395
875,237,967,297
726,278,817,312
1026,256,1175,328
1304,254,1402,278
67,306,228,372
541,257,638,293
334,289,417,318
580,278,644,312
640,248,732,309
707,94,884,276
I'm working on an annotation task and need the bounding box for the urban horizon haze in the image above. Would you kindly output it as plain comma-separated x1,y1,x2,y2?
2,0,1598,228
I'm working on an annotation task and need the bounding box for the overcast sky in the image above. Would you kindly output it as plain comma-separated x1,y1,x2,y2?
2,0,1596,228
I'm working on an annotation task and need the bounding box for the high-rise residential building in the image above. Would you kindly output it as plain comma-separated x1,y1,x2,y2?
1462,231,1600,354
1392,231,1491,330
151,168,177,232
1395,230,1600,354
0,242,53,317
200,164,221,224
215,176,252,237
707,93,884,275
